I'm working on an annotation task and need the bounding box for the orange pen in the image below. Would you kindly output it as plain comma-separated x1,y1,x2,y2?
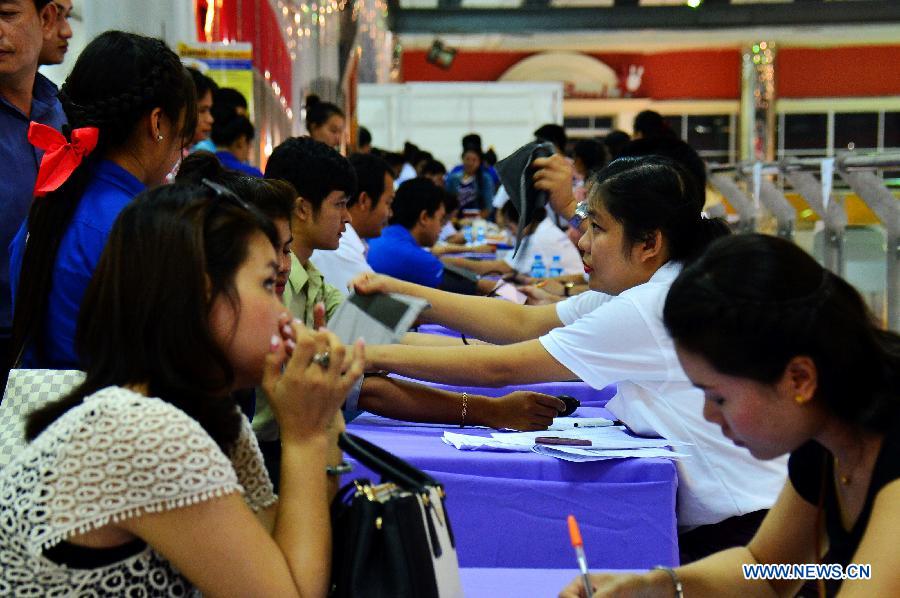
568,514,593,597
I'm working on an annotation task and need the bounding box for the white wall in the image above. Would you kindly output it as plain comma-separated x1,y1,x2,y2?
358,82,563,167
40,0,197,87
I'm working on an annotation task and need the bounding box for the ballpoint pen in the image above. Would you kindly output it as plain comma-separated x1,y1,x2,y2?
567,514,593,598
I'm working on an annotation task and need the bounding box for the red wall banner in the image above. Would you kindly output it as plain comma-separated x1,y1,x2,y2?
403,46,900,100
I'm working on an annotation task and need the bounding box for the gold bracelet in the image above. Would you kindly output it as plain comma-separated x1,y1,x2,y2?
460,392,468,428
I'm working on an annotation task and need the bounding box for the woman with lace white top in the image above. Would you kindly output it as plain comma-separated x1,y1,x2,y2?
0,182,364,596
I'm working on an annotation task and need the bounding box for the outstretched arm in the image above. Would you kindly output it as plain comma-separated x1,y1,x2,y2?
440,256,513,276
358,375,566,431
367,339,577,387
352,273,563,344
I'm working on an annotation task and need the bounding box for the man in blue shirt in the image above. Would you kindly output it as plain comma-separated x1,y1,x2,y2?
212,114,263,177
0,0,65,378
367,177,447,288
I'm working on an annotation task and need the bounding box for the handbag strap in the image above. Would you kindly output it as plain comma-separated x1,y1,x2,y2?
339,432,440,493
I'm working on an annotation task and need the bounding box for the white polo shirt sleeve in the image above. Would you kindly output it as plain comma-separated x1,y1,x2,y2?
555,290,614,325
541,291,667,389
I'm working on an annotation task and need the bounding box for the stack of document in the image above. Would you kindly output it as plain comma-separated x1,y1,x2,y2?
442,420,689,463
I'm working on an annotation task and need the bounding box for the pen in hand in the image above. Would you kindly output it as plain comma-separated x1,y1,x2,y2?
567,514,593,598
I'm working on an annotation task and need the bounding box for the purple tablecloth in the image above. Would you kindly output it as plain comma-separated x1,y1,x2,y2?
415,323,466,337
345,407,678,570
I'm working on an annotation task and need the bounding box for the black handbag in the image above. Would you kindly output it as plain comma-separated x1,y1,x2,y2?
330,432,462,598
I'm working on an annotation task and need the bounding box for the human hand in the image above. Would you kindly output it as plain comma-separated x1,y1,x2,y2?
312,302,327,331
533,154,577,216
520,285,564,306
263,322,365,442
477,278,500,295
558,572,670,598
275,312,299,357
487,391,566,431
350,272,401,296
445,231,465,245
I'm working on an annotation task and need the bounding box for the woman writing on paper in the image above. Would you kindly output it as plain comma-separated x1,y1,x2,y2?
351,156,787,562
560,234,900,597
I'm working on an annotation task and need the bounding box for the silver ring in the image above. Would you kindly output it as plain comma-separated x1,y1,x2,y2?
311,351,331,368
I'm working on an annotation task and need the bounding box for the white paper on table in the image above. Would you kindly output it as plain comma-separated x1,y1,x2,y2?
488,427,690,450
533,445,690,462
442,431,533,452
547,417,617,431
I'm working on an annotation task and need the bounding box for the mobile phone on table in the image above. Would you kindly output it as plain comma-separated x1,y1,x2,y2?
535,437,592,446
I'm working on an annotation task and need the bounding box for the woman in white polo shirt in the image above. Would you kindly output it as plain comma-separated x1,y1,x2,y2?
352,156,787,562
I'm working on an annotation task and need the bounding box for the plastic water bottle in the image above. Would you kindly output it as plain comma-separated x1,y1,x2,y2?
549,255,563,278
463,225,474,246
530,254,546,279
476,224,486,245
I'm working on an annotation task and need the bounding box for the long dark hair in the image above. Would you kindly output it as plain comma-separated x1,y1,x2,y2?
663,234,900,432
9,31,197,367
25,184,278,453
588,156,729,263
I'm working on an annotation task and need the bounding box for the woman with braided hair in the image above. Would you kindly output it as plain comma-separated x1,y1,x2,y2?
8,30,196,369
561,234,900,597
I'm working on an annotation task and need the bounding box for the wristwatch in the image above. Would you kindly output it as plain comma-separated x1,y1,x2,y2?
567,201,590,230
563,281,576,297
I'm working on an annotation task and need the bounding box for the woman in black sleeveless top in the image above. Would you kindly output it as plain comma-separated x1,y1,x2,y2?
560,234,900,597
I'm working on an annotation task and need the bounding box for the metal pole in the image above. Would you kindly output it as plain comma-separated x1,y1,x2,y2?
708,173,758,234
836,164,900,331
757,178,796,240
782,170,847,276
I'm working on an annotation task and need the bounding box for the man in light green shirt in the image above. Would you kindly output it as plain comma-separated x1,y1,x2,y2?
284,254,344,330
255,137,565,486
253,254,349,444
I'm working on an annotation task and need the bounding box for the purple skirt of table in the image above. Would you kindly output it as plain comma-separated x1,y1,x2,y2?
344,406,678,569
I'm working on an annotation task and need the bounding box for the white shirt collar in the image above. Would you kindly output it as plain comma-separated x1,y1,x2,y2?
341,223,367,255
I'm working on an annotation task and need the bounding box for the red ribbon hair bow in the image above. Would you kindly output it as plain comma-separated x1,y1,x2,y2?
28,122,99,197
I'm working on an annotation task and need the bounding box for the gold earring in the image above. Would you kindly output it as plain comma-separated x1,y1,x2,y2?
795,394,811,405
